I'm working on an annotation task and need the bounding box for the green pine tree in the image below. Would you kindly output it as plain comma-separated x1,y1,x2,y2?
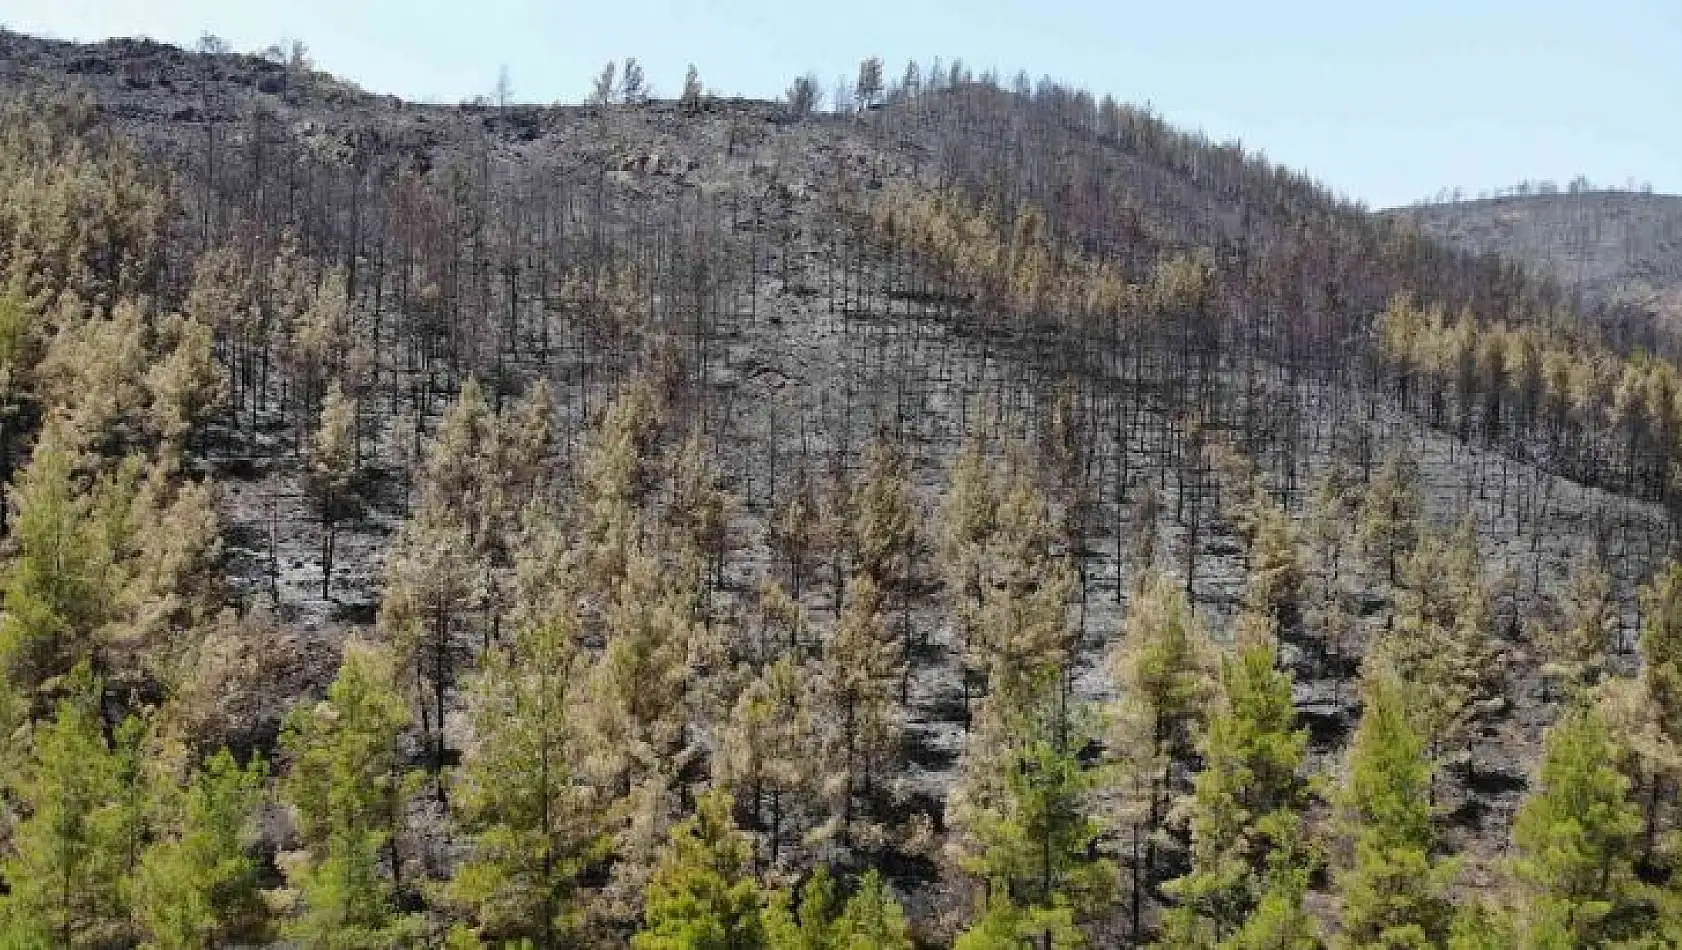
1639,561,1682,745
1107,568,1218,938
1226,829,1321,950
954,890,1083,950
831,871,912,949
763,867,843,950
762,866,911,950
0,663,140,948
0,440,104,701
448,611,610,948
286,827,415,950
632,789,767,950
949,692,1115,949
1108,568,1217,830
133,749,270,949
1332,666,1455,950
1156,632,1313,948
279,640,419,948
1596,559,1682,879
1445,901,1515,950
1376,521,1501,778
1509,704,1650,948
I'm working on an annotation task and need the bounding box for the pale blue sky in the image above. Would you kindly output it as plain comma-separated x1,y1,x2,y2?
3,0,1677,208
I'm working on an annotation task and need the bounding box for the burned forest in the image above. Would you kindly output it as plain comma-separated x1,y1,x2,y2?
0,30,1679,949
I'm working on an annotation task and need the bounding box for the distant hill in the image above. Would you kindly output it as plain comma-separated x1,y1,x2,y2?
1389,191,1682,348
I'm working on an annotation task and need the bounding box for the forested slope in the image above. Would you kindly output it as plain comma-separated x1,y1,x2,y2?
1392,189,1682,355
0,31,1679,948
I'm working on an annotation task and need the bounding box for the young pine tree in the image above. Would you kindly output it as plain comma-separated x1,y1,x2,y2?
1224,831,1321,950
1533,551,1616,701
761,867,913,950
1356,448,1422,586
1303,460,1362,679
829,870,913,949
588,548,706,925
447,608,610,948
815,573,903,849
1155,631,1314,948
769,470,819,600
1601,560,1682,875
133,749,271,949
378,497,485,779
974,458,1077,717
632,789,767,950
851,436,919,697
0,664,141,949
1376,521,1501,779
309,380,357,600
1306,461,1359,598
854,447,916,584
286,267,350,451
745,579,807,666
279,639,419,947
669,430,737,593
1224,850,1325,948
762,867,841,950
589,547,701,795
1107,567,1218,916
35,298,151,458
577,379,664,594
937,435,997,724
955,897,1084,950
1242,496,1304,634
948,686,1115,950
1445,901,1516,950
1332,665,1455,950
717,655,820,869
0,438,105,702
1508,704,1649,947
1641,563,1682,730
144,311,226,463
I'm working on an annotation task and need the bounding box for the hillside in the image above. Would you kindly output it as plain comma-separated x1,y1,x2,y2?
1391,190,1682,351
0,29,1678,948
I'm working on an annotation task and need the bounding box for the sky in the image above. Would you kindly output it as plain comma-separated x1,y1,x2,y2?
2,0,1677,209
